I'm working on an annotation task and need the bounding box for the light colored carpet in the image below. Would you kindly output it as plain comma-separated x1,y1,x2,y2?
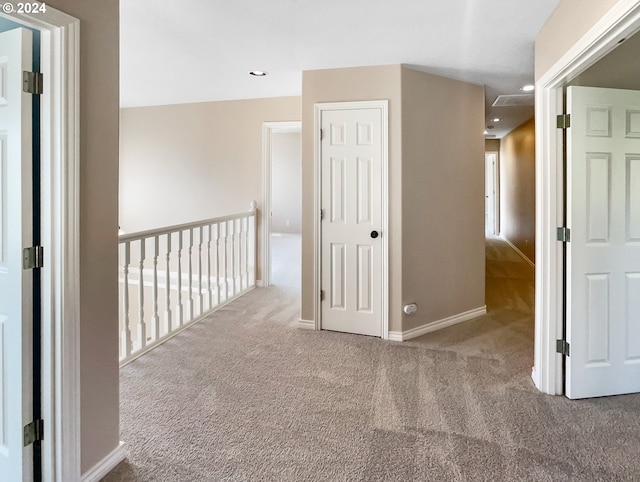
103,238,640,481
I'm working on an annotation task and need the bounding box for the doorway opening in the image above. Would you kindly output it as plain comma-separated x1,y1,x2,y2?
262,122,302,289
485,151,499,237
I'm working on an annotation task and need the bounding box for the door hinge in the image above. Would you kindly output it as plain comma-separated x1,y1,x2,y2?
320,208,325,220
23,71,44,95
556,339,570,357
320,129,323,140
320,290,325,301
23,246,44,269
557,227,571,242
556,114,571,129
23,419,44,446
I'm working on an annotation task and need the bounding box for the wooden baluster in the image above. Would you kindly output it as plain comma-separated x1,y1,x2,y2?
235,218,241,293
152,235,160,342
224,221,230,300
207,224,213,310
227,220,236,299
188,228,194,321
176,230,184,326
243,216,249,290
137,239,146,351
198,226,204,315
215,223,222,304
121,242,132,360
164,232,172,334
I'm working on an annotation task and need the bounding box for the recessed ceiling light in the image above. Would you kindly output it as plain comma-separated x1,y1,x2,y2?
492,118,501,122
521,84,535,92
487,125,494,130
249,70,268,77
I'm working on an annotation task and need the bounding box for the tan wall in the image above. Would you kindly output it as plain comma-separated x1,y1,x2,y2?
535,0,621,79
301,65,403,330
271,132,302,234
47,0,120,474
500,117,536,263
401,67,485,331
485,139,500,152
119,97,301,281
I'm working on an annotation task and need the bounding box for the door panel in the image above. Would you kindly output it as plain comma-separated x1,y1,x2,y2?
0,28,34,480
321,107,383,337
566,86,640,399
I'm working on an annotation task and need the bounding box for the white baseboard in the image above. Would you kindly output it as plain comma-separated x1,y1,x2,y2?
82,441,126,482
387,305,487,341
298,319,316,330
256,280,264,287
501,236,535,268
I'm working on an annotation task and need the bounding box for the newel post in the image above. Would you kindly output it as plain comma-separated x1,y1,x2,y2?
250,200,257,286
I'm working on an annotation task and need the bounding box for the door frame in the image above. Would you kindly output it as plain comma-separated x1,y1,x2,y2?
534,0,640,395
261,121,301,287
485,151,499,236
1,8,81,480
313,100,389,339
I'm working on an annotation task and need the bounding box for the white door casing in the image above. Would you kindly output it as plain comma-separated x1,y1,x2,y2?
318,102,387,337
0,27,33,481
566,86,640,399
2,7,83,480
533,0,640,397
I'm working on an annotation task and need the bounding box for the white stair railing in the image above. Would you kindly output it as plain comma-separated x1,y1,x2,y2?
118,202,257,365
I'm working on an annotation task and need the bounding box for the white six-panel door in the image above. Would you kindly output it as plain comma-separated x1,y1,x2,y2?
566,86,640,399
320,106,384,337
0,27,34,480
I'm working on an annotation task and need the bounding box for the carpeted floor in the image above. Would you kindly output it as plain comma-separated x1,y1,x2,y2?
104,237,640,481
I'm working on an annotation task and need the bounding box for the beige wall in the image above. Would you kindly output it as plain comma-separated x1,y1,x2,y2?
120,97,300,231
535,0,621,79
485,139,500,152
301,65,403,330
271,132,302,234
301,65,484,332
500,118,536,263
47,0,120,474
119,97,301,281
401,67,485,331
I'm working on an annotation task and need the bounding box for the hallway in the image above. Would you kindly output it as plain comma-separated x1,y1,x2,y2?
104,238,640,481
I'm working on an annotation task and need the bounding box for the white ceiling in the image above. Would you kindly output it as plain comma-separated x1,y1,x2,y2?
120,0,561,138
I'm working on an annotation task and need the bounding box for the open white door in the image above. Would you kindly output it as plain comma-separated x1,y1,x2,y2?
566,86,640,399
0,28,34,479
320,104,385,337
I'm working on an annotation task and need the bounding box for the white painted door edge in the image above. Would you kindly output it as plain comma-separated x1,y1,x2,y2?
1,8,82,480
261,121,301,288
533,0,640,396
313,100,389,340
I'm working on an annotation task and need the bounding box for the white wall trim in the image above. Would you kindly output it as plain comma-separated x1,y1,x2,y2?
261,121,301,288
2,8,82,481
501,236,535,269
534,0,640,395
314,101,390,338
388,306,487,342
298,319,315,330
81,442,126,482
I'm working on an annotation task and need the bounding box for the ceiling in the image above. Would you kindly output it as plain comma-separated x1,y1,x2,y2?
120,0,561,138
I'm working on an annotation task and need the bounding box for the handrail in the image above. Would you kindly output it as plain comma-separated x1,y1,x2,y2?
119,208,256,243
118,202,258,366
